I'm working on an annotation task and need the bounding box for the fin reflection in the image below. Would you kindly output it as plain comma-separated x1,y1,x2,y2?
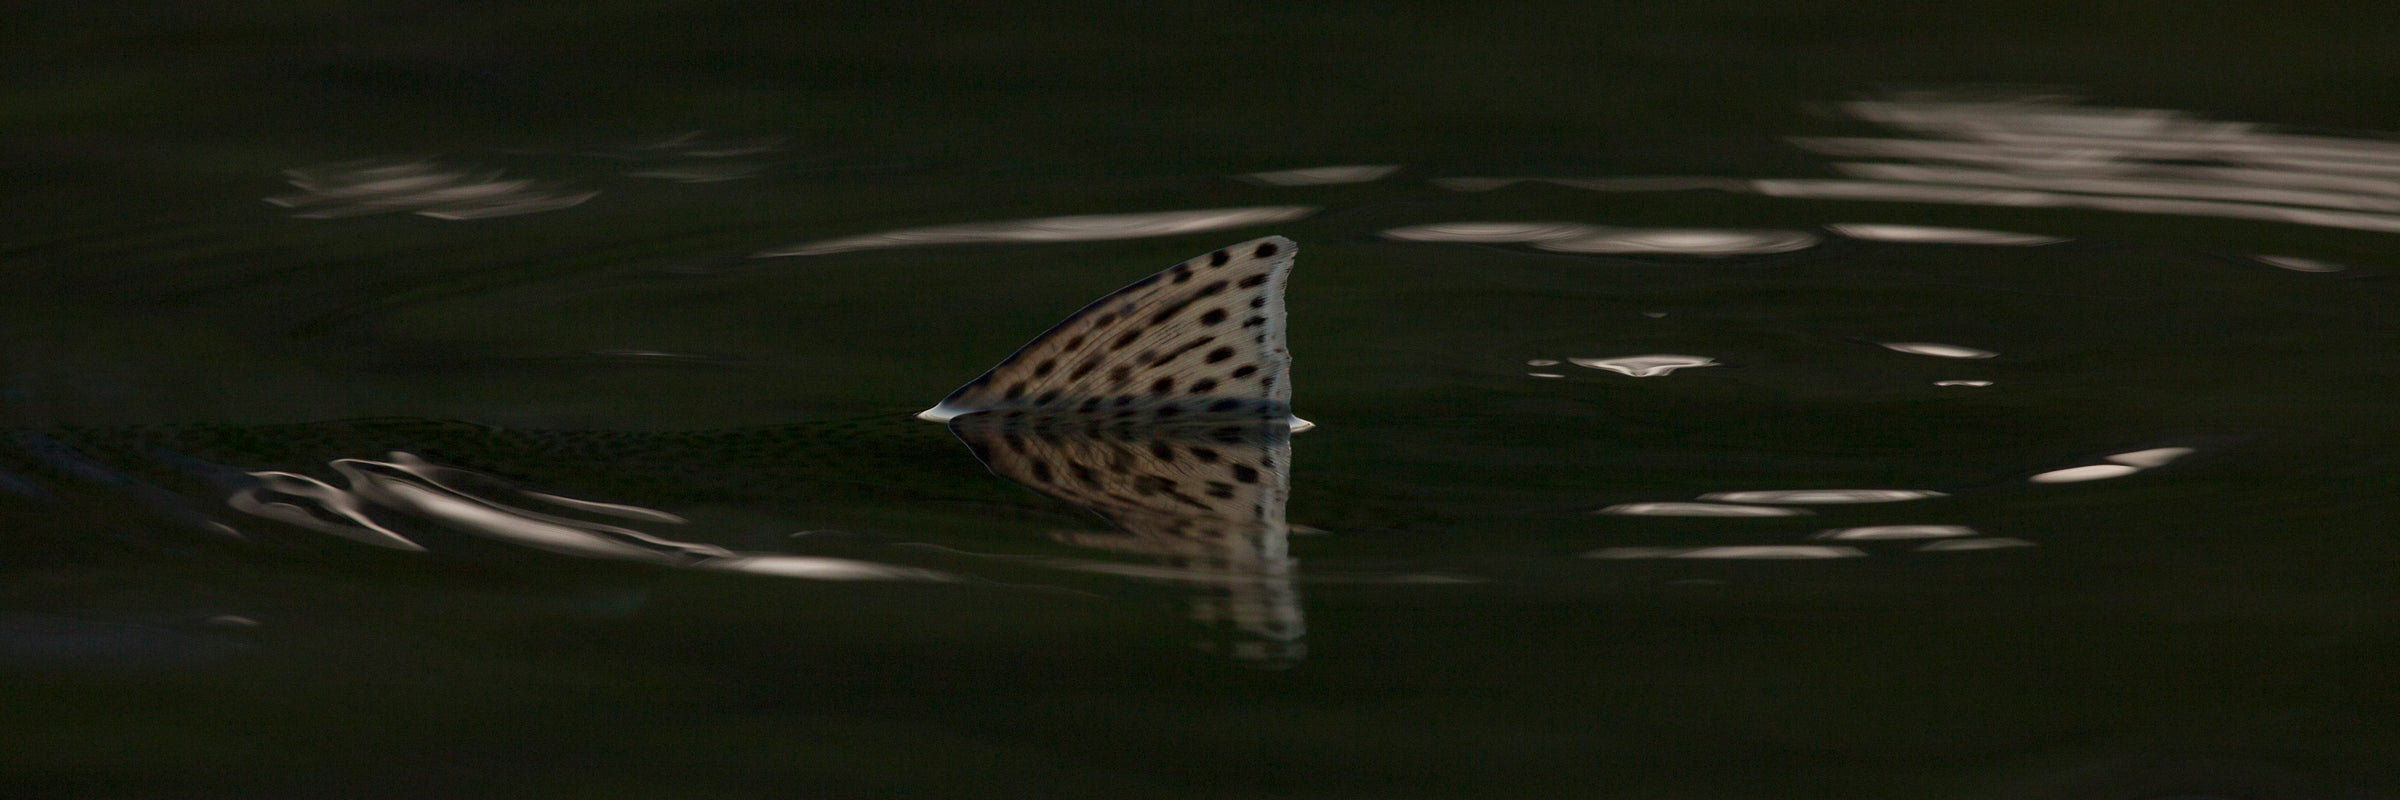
950,410,1304,663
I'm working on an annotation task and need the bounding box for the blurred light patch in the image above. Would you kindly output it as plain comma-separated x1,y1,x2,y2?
1933,380,1993,387
2028,445,2197,483
1584,545,1864,559
1482,95,2400,236
2029,464,2141,483
1596,502,1809,517
1879,342,1997,359
1814,524,1977,540
1383,221,1817,256
2256,255,2347,273
1827,223,2065,245
226,452,950,582
697,556,952,581
267,159,595,220
757,206,1316,257
1382,221,1598,242
1240,164,1400,185
1834,163,2400,214
1568,355,1717,377
612,131,780,182
1536,227,1819,256
1700,489,1947,504
2105,447,2195,468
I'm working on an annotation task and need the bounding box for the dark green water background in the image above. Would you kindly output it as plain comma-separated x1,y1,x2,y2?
8,3,2400,798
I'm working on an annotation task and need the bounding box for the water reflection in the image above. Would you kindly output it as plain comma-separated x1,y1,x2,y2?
1814,524,1976,540
2029,446,2196,483
1434,92,2400,241
755,207,1316,257
1877,342,1997,359
225,450,951,580
1567,355,1718,377
1916,537,2036,552
1239,164,1399,185
2256,255,2347,273
611,131,781,183
1383,221,1818,256
949,410,1305,663
267,159,597,220
1825,223,2065,245
1597,502,1808,517
1700,489,1947,504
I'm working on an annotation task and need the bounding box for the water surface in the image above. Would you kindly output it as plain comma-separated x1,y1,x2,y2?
7,4,2400,798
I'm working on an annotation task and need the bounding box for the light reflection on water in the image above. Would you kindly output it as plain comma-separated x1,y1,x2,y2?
754,207,1316,257
1565,355,1718,377
1384,221,1819,256
1877,341,1998,359
1437,91,2400,246
14,69,2400,797
1824,223,2065,245
1237,164,1400,186
268,158,597,220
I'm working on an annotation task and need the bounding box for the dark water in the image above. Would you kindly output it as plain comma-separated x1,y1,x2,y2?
9,3,2400,798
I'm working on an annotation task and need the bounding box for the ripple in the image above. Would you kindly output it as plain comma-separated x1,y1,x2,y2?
1699,489,1947,504
2105,447,2196,468
1878,342,1997,359
1568,355,1718,377
267,159,596,220
2255,255,2347,273
697,556,952,581
1383,221,1817,256
757,206,1316,257
2028,446,2197,483
1813,524,1977,540
1827,223,2066,245
225,451,952,580
2028,464,2142,483
1460,95,2400,236
1381,221,1599,242
1596,502,1810,517
1535,227,1820,256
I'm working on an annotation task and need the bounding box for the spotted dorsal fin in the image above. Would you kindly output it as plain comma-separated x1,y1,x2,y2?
919,236,1308,430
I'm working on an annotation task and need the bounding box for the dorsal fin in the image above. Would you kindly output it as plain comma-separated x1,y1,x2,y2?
919,236,1309,431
